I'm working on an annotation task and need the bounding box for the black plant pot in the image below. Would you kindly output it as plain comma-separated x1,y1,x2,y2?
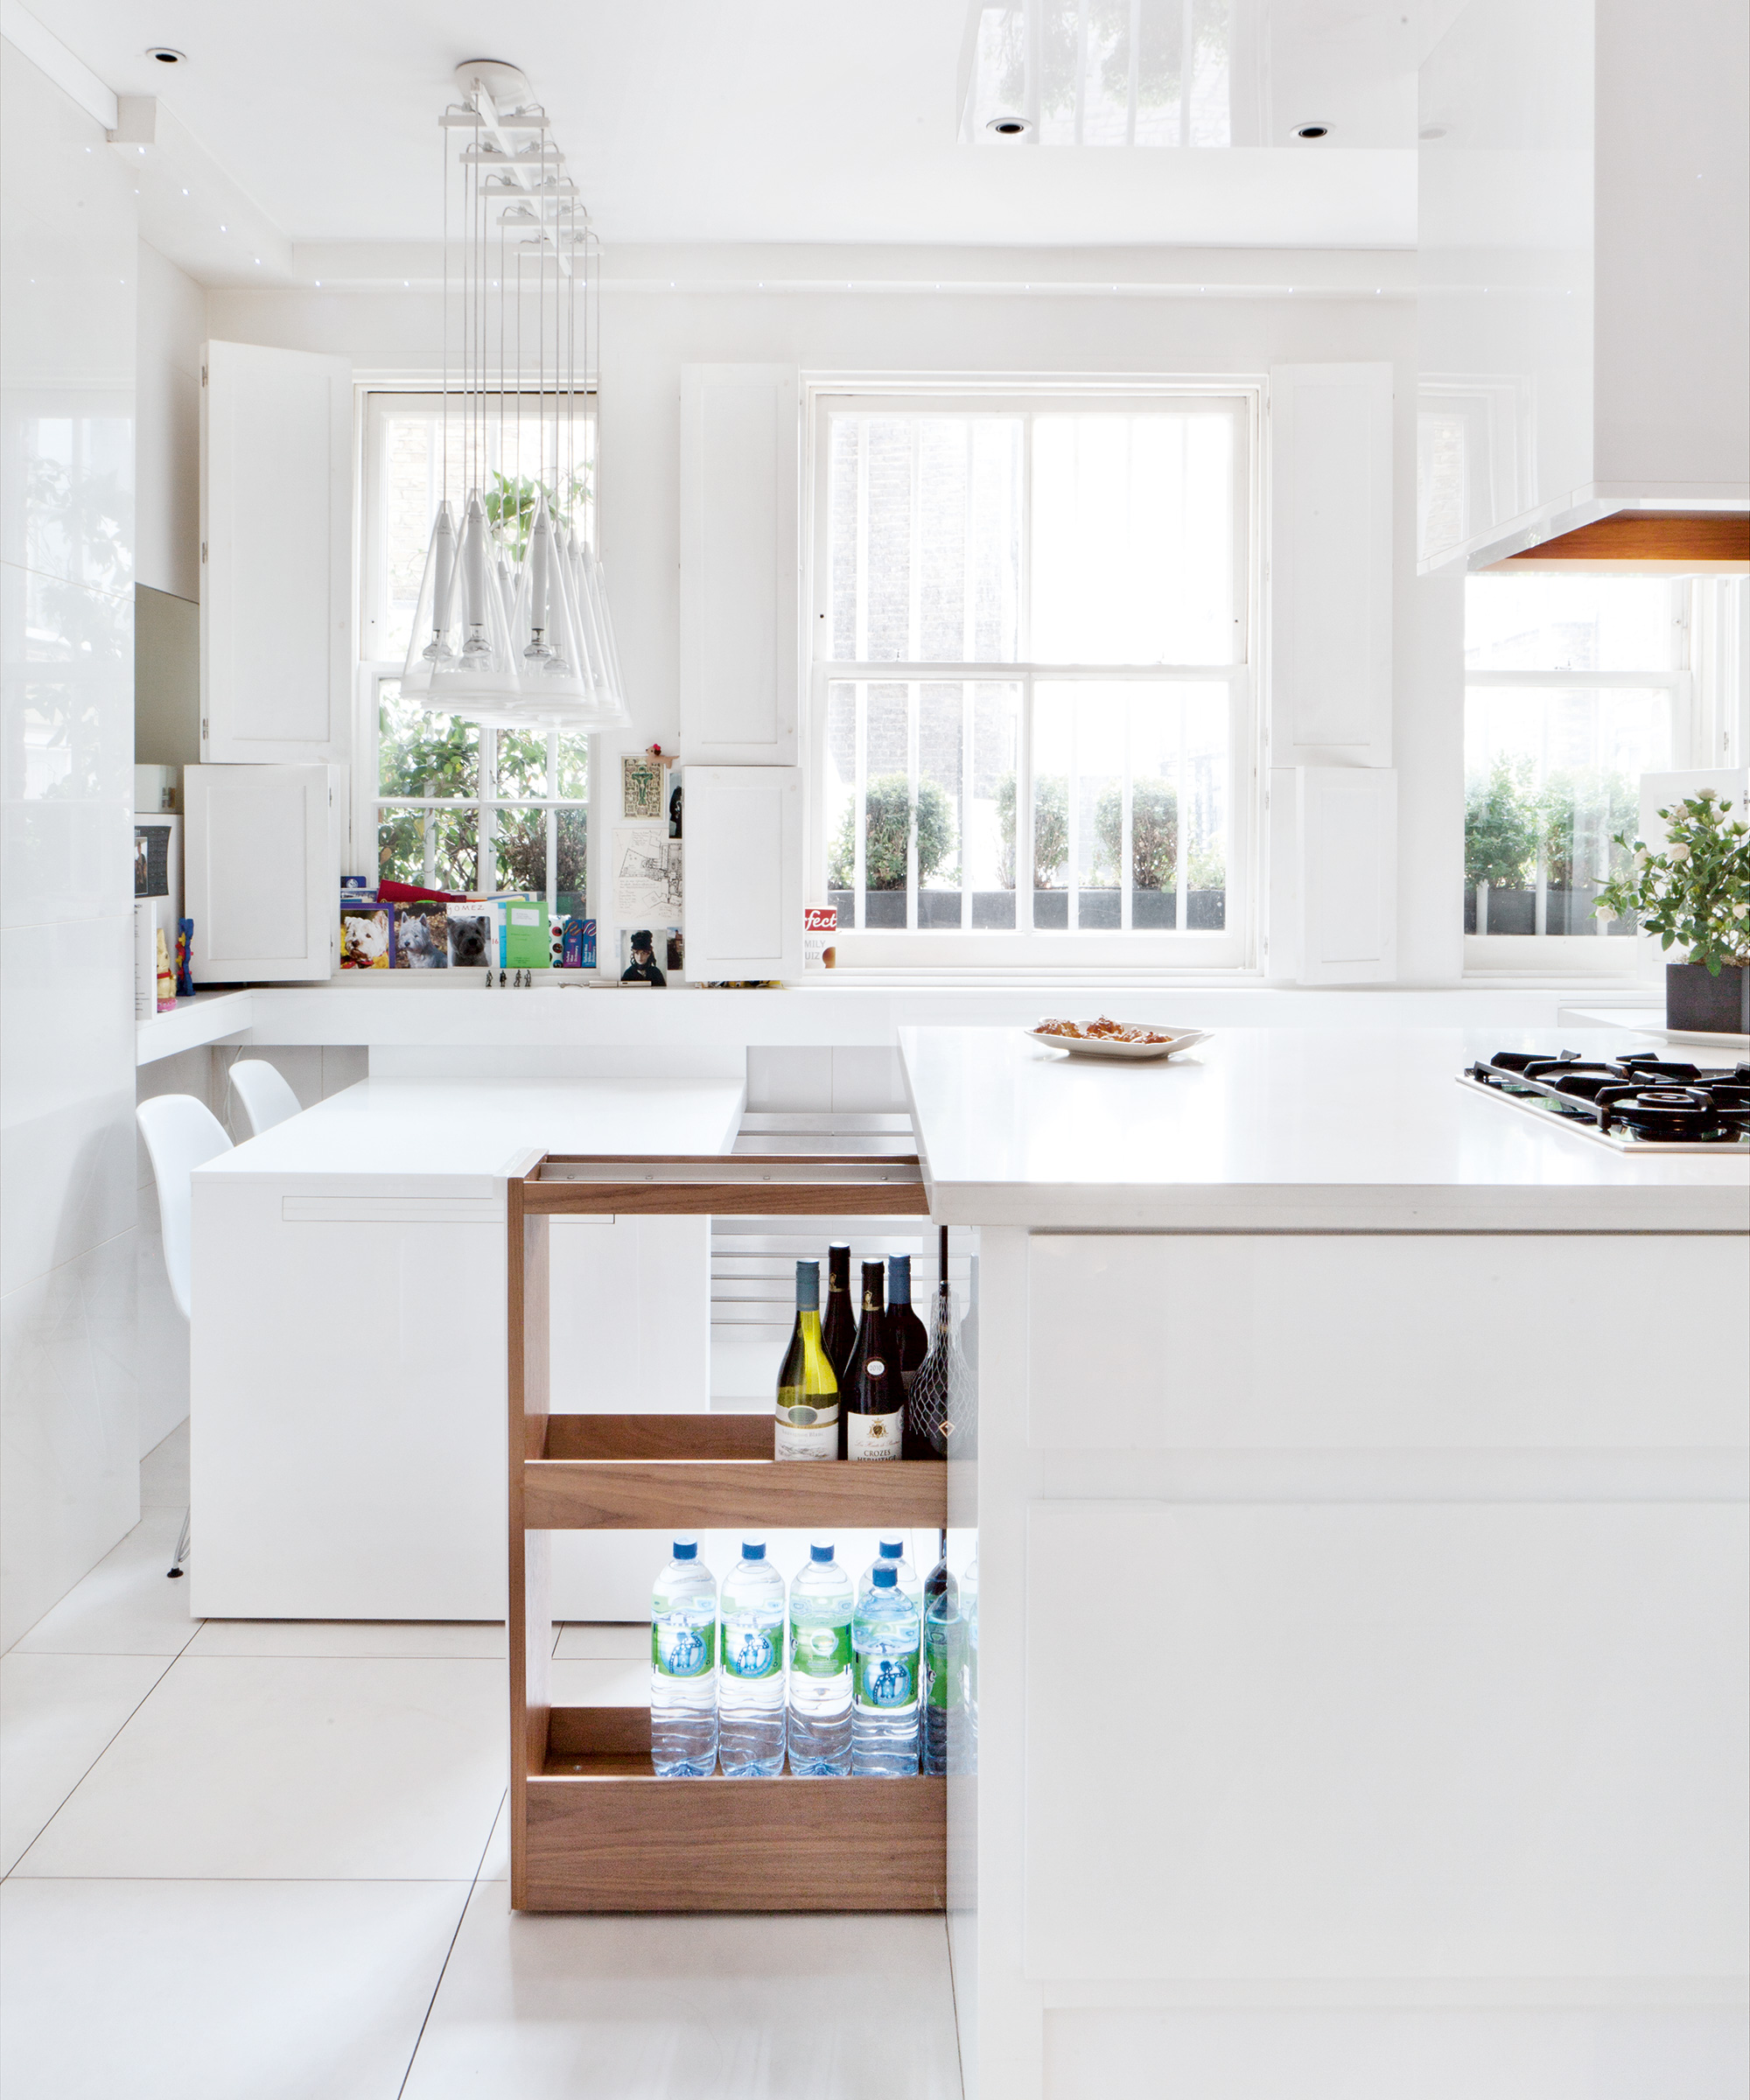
1665,962,1750,1036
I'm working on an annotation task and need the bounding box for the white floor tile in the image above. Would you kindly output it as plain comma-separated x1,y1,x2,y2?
477,1794,508,1883
0,1652,170,1874
401,1887,963,2100
550,1657,647,1707
186,1620,506,1659
553,1621,648,1660
0,1878,468,2100
138,1418,189,1508
10,1508,197,1657
12,1656,505,1880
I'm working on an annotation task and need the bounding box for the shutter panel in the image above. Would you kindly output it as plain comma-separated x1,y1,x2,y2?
1270,362,1393,764
1296,766,1397,984
201,341,351,761
682,766,803,981
185,762,341,982
678,365,800,764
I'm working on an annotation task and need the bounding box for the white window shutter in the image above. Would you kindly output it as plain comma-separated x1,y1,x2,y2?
185,762,343,982
1270,363,1393,764
678,366,801,764
682,766,803,981
1296,767,1397,984
201,341,351,762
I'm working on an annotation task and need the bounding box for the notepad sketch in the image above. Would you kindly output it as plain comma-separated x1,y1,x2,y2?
612,830,683,917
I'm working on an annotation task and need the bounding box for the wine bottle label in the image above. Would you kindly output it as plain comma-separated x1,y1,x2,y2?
789,1620,851,1677
775,1418,838,1460
855,1648,919,1709
651,1619,715,1678
846,1410,903,1459
722,1620,781,1680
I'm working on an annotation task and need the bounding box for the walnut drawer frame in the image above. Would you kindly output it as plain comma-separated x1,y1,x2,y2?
508,1153,947,1914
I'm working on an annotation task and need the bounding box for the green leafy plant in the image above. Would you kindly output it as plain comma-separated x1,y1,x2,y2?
1536,769,1638,891
484,468,591,564
827,774,955,892
1464,757,1538,892
1592,791,1750,974
995,773,1068,887
1092,779,1177,891
1187,837,1227,892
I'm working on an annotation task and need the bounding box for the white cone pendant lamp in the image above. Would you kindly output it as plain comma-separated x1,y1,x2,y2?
403,60,630,732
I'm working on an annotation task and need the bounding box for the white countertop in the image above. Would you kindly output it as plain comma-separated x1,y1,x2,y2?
899,1026,1750,1231
193,1077,746,1199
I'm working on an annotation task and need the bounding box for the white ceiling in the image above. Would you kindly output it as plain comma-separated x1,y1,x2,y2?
43,0,1467,251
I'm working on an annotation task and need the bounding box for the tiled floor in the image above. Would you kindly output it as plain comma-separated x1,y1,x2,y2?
0,1424,965,2099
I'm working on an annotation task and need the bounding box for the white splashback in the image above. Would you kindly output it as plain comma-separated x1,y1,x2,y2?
1,32,141,1647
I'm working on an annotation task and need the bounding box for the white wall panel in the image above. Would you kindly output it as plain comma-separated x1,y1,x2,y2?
1023,1500,1749,1984
1026,1233,1750,1452
678,364,800,764
184,763,341,983
682,765,803,980
1296,764,1396,984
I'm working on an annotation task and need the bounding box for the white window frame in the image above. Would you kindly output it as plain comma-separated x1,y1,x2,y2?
1459,576,1734,978
803,379,1260,971
355,389,593,917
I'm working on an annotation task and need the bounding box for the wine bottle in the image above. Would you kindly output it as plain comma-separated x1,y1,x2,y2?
886,1255,929,1397
774,1259,839,1460
907,1230,974,1460
822,1242,857,1384
843,1260,903,1460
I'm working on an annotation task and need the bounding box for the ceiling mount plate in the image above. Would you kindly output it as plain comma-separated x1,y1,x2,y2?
454,60,534,111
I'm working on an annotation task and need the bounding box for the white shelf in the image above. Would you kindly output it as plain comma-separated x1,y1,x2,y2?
1558,1006,1750,1052
136,990,255,1068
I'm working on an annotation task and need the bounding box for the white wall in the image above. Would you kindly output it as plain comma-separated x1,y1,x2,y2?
1,37,141,1647
208,246,1463,984
135,240,205,604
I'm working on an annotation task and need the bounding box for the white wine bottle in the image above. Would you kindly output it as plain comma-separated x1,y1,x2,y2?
775,1260,840,1460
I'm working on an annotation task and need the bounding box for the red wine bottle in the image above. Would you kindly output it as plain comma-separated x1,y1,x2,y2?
841,1261,902,1460
822,1242,857,1384
888,1253,930,1457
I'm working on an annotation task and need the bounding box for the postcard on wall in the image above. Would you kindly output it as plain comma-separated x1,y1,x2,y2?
393,899,449,969
340,905,393,969
134,825,170,900
612,827,683,920
446,906,494,969
620,753,665,822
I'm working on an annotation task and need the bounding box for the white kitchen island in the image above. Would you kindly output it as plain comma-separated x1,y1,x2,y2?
189,1077,743,1621
902,1026,1750,2100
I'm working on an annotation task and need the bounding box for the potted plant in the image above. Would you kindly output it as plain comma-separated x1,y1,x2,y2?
1593,791,1750,1034
827,774,956,927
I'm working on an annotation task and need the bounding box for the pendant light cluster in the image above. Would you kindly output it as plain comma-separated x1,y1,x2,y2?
401,60,628,731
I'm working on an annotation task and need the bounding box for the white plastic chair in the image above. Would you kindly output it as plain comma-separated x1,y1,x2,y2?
228,1059,303,1139
136,1095,233,1578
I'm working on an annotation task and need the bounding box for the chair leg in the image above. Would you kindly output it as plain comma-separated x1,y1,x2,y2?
167,1509,191,1579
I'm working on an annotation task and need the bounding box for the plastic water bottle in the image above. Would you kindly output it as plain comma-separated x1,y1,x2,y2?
858,1537,921,1618
962,1542,978,1776
650,1537,718,1777
787,1541,853,1776
922,1533,963,1777
718,1539,787,1777
852,1564,921,1776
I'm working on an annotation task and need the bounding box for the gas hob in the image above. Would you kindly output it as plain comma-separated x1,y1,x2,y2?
1461,1050,1750,1153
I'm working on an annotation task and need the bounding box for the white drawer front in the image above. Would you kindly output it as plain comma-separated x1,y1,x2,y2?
1027,1234,1750,1451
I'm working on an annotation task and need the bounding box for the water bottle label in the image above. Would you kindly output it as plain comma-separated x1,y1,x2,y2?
926,1619,965,1709
723,1620,781,1680
651,1618,716,1678
856,1648,919,1709
845,1410,903,1459
789,1620,851,1677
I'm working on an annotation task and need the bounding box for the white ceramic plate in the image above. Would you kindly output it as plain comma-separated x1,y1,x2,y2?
1024,1024,1212,1063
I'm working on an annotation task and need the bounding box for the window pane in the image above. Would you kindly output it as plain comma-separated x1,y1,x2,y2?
918,683,964,928
494,727,549,801
825,681,858,921
494,808,550,899
1463,685,1670,936
1465,575,1676,673
824,413,1021,663
862,683,910,927
379,680,478,799
377,807,479,895
1031,410,1237,664
1184,682,1228,927
971,683,1022,927
554,808,587,917
555,734,589,802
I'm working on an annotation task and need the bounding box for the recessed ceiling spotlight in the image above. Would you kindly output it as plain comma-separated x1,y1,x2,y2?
146,46,185,65
986,114,1031,136
1294,122,1329,140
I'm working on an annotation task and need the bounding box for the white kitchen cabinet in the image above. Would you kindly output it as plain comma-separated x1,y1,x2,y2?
1291,763,1396,984
682,764,803,981
1418,0,1750,572
678,364,801,764
200,340,352,760
184,761,343,983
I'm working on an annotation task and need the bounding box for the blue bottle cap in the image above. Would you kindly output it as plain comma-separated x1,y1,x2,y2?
810,1543,834,1563
672,1539,697,1561
878,1539,904,1559
741,1540,766,1560
872,1564,898,1588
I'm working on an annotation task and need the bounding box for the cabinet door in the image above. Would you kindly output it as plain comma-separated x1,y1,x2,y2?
185,763,340,983
678,365,801,764
1295,764,1396,984
201,341,351,761
682,765,803,981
